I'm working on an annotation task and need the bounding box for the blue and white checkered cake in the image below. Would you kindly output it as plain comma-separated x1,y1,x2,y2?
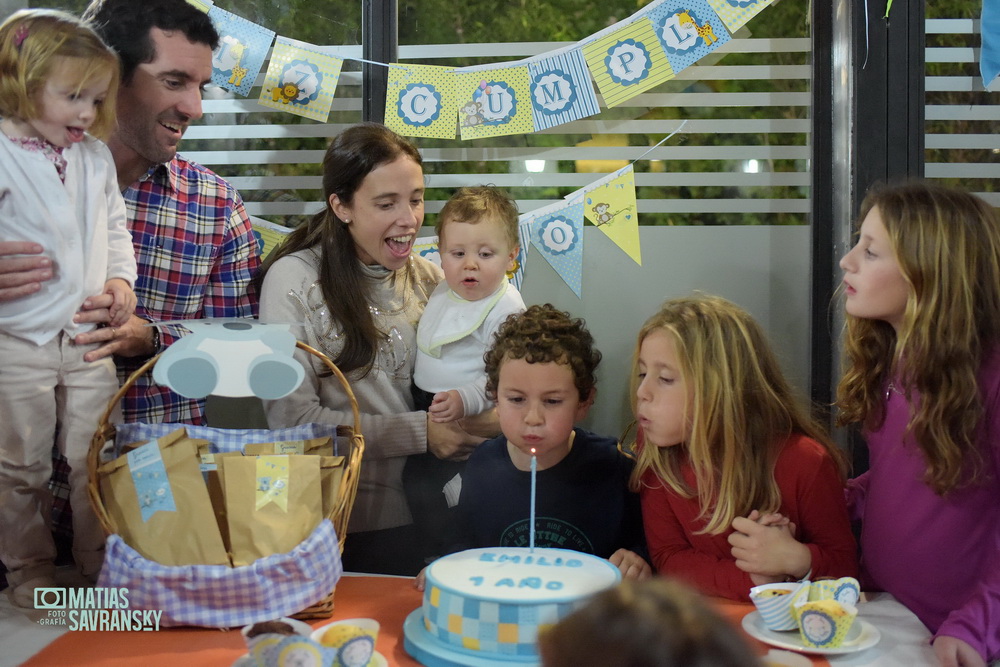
421,547,621,659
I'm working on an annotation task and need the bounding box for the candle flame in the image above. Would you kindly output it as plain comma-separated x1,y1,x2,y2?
530,447,536,455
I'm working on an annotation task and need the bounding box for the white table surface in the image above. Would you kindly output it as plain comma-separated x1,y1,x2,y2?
825,593,936,666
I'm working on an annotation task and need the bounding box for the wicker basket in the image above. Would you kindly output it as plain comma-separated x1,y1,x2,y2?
86,341,364,620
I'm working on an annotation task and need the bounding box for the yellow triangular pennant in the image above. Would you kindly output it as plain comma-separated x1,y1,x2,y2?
582,166,641,266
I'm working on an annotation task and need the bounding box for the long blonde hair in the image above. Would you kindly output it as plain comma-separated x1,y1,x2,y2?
630,295,842,534
836,181,1000,495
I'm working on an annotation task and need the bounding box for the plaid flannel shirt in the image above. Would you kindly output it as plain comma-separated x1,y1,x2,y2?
117,155,260,425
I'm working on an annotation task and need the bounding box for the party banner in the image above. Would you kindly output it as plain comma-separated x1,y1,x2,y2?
510,218,532,291
187,0,782,133
528,47,602,132
250,216,293,261
582,17,675,108
648,0,731,74
582,165,641,266
983,0,1000,89
208,7,274,97
456,68,534,140
528,197,586,298
413,235,442,267
705,0,774,34
385,64,462,139
257,37,343,122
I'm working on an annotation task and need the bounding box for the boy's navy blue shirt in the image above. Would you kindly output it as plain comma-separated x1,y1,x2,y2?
454,427,646,560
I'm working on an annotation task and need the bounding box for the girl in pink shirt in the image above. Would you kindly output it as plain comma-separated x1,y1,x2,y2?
837,181,1000,666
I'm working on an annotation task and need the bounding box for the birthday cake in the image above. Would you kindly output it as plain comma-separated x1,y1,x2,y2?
407,547,620,664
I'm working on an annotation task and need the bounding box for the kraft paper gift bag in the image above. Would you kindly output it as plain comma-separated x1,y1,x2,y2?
223,454,323,567
97,428,230,566
240,439,343,524
243,436,334,457
197,444,243,551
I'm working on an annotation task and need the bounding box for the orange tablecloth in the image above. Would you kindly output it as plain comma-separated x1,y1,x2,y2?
22,575,830,666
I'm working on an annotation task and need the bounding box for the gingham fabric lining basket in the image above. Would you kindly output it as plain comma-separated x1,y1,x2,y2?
98,519,342,628
87,343,364,628
113,422,346,457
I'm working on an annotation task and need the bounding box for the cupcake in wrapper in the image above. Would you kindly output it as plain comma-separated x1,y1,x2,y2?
795,598,859,649
749,581,805,631
251,634,337,667
311,617,380,667
810,577,860,607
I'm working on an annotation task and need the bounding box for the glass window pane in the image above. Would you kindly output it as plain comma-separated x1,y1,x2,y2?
925,3,1000,206
401,0,810,226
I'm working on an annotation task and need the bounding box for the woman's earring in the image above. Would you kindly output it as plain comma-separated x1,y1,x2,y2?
343,218,351,224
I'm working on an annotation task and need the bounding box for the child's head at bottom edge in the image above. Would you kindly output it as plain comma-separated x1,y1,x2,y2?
484,304,601,465
538,577,763,667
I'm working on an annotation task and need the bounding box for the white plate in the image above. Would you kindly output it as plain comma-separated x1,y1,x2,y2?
232,649,388,666
742,611,881,656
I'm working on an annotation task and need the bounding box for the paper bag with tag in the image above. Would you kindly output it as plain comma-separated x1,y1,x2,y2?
241,438,344,518
97,428,230,566
223,454,323,567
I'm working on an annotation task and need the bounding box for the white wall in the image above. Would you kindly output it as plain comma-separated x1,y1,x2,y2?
519,225,812,441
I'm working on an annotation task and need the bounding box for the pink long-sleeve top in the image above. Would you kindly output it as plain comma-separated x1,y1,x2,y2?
847,349,1000,662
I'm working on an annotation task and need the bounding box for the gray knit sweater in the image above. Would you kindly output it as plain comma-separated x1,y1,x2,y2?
261,248,443,532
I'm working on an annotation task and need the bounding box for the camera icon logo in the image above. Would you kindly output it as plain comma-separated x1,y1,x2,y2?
34,588,66,609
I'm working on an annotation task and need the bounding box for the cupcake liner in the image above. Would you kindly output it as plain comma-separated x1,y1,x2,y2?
750,582,804,631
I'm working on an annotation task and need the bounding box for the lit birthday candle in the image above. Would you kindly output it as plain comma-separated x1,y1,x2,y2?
529,448,537,552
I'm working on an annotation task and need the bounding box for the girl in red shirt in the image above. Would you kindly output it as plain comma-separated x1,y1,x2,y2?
630,294,857,600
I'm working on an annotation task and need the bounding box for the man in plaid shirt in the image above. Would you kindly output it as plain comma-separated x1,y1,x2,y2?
72,0,260,425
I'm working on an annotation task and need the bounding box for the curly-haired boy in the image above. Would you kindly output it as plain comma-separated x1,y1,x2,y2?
458,304,650,580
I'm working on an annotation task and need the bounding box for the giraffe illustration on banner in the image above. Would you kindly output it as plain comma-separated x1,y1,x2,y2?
675,10,718,46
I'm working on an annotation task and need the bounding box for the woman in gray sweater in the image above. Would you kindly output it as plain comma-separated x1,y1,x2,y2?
258,124,490,575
